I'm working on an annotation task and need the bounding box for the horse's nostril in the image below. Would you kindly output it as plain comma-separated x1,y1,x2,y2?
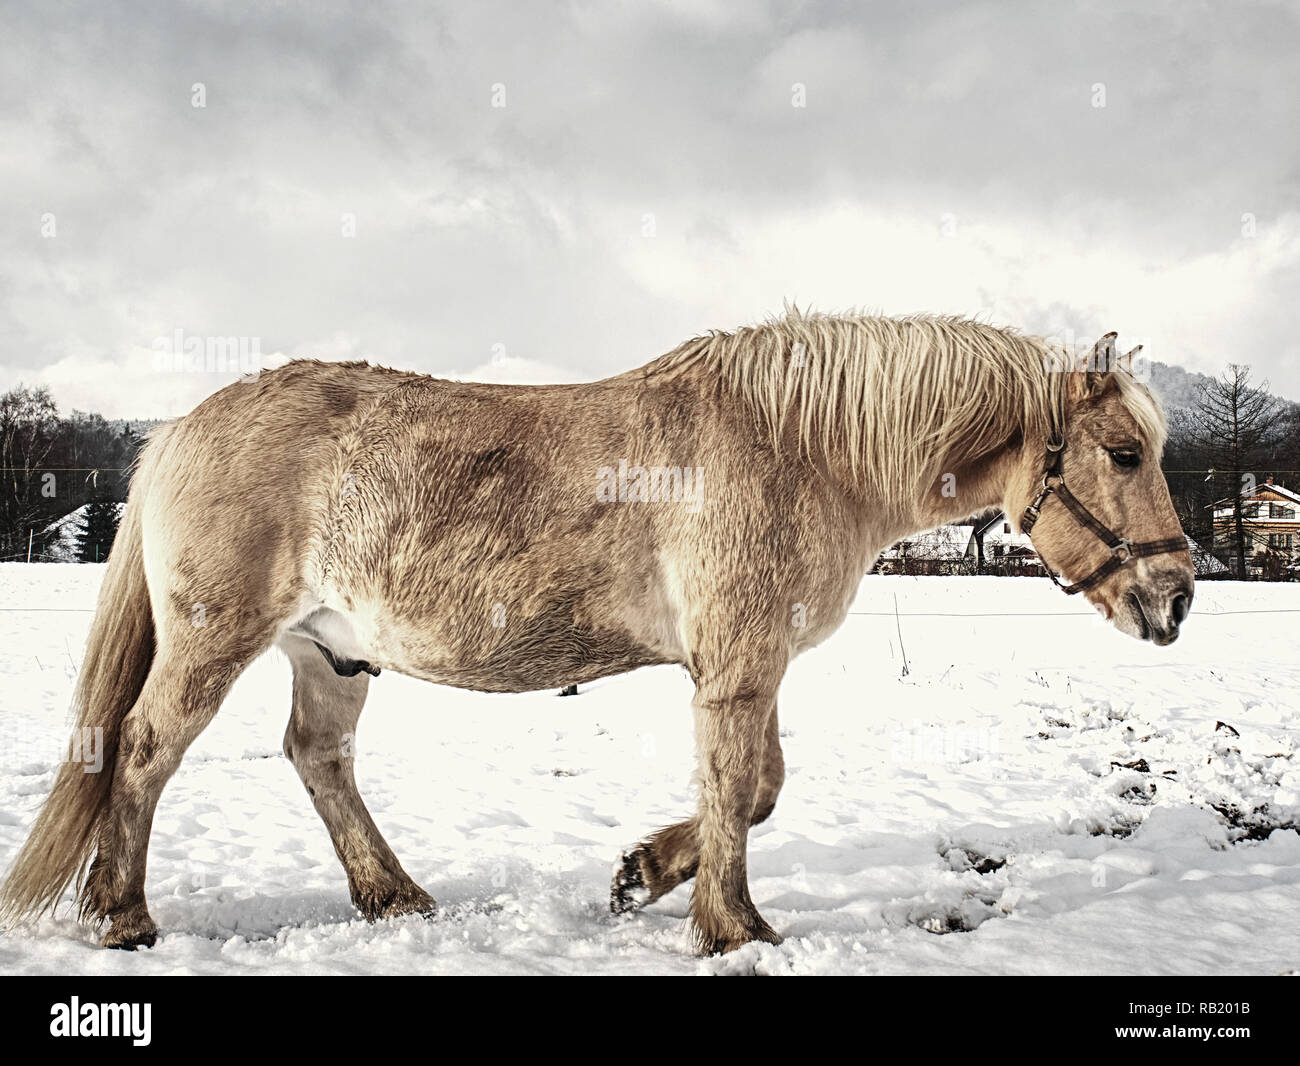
1171,592,1190,626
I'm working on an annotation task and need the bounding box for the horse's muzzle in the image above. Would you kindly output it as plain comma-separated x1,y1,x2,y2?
1127,580,1193,646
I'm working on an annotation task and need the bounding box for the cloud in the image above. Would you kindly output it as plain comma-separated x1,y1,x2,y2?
1,0,1296,417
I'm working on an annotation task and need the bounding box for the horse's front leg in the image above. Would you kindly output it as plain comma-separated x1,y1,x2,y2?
611,705,784,914
686,673,783,954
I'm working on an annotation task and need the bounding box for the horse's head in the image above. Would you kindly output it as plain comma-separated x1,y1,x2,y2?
1014,333,1195,645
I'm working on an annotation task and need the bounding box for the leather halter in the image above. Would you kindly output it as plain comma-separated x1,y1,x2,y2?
1020,438,1187,595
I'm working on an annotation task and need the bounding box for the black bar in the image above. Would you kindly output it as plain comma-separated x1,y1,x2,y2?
0,975,1292,1052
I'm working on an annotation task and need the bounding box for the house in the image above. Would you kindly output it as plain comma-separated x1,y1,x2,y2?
1209,477,1300,574
875,518,1228,580
874,523,976,575
874,517,1044,576
971,517,1045,575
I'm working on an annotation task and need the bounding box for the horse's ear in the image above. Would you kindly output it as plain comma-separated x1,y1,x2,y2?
1084,331,1119,397
1091,332,1118,370
1118,344,1142,373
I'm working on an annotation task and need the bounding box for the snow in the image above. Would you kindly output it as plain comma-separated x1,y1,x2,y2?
1,564,1298,975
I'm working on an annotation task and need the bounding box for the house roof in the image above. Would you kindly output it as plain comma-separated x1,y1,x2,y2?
980,526,1036,551
40,502,127,563
1209,481,1300,508
1184,534,1230,575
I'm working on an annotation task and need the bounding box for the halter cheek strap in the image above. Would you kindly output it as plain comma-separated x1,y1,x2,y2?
1020,440,1187,595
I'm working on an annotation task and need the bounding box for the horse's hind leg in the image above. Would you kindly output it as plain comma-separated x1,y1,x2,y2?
279,634,435,921
88,640,265,949
750,708,785,826
612,699,785,941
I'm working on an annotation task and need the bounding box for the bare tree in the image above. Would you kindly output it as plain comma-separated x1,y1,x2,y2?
0,385,59,558
1191,364,1282,578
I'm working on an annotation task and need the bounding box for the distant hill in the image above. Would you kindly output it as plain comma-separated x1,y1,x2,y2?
1146,361,1298,424
1146,361,1217,419
107,418,169,437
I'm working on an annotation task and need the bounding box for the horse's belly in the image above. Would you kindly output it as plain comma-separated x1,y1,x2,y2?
329,591,677,694
400,625,675,694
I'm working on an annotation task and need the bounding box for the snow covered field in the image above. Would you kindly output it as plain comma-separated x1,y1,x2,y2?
1,563,1298,976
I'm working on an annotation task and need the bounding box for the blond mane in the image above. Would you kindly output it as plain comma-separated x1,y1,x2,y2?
645,309,1167,497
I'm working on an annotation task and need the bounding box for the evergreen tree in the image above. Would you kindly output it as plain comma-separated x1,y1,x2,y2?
77,499,120,563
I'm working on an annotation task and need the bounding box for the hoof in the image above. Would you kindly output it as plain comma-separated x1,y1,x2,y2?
383,886,438,921
102,921,158,951
355,882,438,922
610,850,652,915
695,914,783,956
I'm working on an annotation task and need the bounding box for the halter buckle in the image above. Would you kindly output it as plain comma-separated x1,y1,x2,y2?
1110,538,1134,564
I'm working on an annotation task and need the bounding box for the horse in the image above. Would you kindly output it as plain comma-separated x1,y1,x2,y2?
0,311,1194,955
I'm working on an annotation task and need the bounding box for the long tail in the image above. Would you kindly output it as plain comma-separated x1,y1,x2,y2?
0,494,155,926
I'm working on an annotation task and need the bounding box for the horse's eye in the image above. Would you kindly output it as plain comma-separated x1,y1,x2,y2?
1108,449,1141,469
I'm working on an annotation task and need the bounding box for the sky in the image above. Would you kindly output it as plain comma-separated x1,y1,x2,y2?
1,0,1297,418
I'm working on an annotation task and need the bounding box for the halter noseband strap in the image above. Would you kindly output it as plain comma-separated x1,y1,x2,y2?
1020,438,1187,596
